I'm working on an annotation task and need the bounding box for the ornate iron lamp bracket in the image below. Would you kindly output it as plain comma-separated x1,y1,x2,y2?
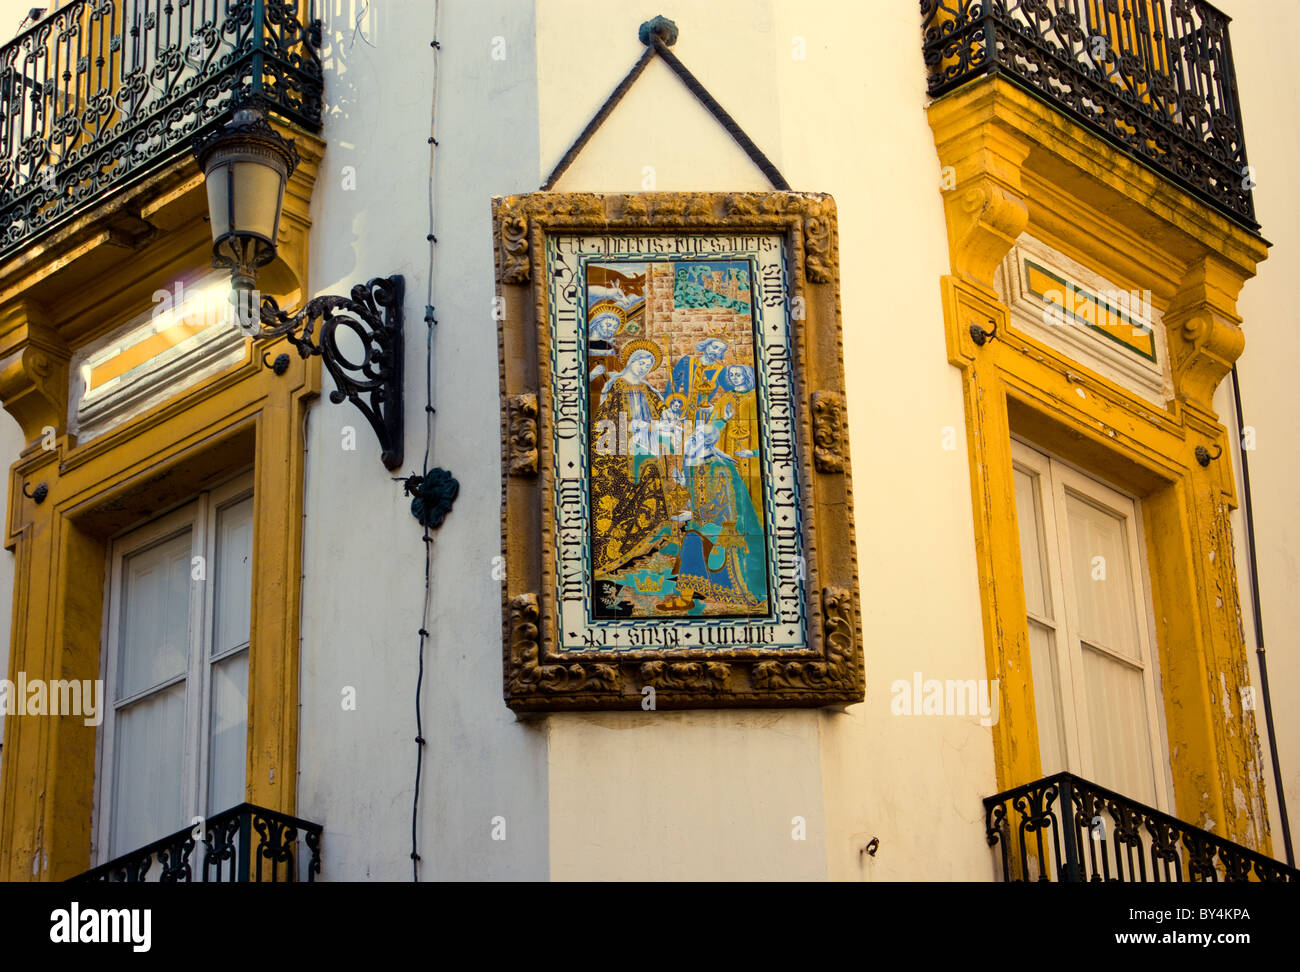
255,274,405,470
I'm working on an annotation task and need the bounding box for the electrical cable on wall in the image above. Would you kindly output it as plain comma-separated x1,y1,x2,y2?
394,0,460,884
411,0,442,886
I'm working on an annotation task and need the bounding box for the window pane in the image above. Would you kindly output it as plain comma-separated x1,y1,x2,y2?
118,529,192,700
212,496,253,655
1064,492,1139,662
1028,619,1066,774
1014,467,1051,619
207,649,249,815
111,681,186,856
1081,644,1157,805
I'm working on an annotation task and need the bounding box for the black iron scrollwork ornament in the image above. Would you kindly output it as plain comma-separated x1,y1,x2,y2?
252,275,405,470
398,468,459,530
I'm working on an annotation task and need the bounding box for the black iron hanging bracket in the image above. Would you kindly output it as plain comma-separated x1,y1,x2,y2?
540,15,790,192
254,274,405,470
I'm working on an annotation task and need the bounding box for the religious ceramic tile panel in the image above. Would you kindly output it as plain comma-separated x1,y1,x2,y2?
495,191,863,711
548,236,805,651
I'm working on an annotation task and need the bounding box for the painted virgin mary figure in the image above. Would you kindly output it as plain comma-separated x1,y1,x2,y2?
590,340,671,575
657,420,768,612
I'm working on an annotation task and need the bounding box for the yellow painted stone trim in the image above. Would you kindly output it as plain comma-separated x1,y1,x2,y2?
930,76,1273,853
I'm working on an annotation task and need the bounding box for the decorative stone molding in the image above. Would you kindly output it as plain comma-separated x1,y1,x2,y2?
638,660,730,692
506,594,620,697
802,200,836,284
497,191,839,286
811,390,846,473
498,208,530,284
507,393,539,476
751,587,855,692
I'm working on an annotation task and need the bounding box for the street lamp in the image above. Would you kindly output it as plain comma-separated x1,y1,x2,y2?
191,107,408,472
194,107,299,294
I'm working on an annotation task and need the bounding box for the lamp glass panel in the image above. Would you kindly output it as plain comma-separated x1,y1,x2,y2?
231,160,286,243
204,163,232,242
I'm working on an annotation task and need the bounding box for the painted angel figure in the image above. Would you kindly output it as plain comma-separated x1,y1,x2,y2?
586,300,627,400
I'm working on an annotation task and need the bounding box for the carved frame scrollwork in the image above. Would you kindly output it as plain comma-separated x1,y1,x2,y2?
494,191,862,710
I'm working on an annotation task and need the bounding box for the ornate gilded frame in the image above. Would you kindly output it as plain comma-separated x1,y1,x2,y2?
494,191,862,711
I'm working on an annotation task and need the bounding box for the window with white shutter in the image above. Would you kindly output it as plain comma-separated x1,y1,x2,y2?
1011,440,1169,810
95,473,253,862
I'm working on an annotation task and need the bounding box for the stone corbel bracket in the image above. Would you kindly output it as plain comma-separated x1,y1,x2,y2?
929,94,1032,291
0,299,70,452
1164,255,1248,421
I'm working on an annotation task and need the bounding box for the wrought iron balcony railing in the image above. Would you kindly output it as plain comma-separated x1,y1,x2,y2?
921,0,1256,229
0,0,322,261
985,771,1297,882
75,803,323,882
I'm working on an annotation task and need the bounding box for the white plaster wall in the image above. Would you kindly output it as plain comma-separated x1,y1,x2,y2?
294,0,548,881
537,0,995,881
0,3,41,37
0,0,1289,882
1218,0,1300,866
0,410,20,776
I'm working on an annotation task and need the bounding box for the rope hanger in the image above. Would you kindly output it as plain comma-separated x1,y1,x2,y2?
541,15,790,192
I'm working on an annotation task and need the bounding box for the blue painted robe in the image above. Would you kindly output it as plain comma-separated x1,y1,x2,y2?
675,453,767,609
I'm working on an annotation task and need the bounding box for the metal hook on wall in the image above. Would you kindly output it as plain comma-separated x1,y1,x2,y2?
22,482,47,504
1195,444,1223,467
262,351,291,376
970,318,998,347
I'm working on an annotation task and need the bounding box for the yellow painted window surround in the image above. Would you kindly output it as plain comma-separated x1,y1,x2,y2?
930,77,1273,853
0,303,318,880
